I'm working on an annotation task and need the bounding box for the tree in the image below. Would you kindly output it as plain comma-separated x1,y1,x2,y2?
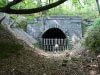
0,0,67,14
96,0,100,14
84,17,100,54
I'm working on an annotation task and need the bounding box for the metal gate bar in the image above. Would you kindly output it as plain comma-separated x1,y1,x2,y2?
42,38,67,51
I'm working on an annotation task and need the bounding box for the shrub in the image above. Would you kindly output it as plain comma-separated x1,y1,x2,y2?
17,21,27,31
84,17,100,54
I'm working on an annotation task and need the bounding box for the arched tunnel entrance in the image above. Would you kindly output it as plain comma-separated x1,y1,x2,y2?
42,28,67,51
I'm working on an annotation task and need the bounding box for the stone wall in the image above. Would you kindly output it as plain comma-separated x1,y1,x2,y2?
27,16,82,48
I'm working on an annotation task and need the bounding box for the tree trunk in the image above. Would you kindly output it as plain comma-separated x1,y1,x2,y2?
96,0,100,14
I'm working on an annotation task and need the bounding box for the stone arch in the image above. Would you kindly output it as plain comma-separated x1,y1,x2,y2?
42,28,66,39
41,28,67,51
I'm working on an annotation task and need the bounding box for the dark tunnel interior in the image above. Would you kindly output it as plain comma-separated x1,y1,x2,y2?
42,28,66,38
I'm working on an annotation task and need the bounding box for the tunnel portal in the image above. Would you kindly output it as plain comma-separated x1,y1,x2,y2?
42,28,67,51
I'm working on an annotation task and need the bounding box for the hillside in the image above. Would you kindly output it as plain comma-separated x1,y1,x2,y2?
0,25,100,75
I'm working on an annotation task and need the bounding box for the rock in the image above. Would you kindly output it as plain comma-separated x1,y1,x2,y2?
70,42,85,57
89,70,97,75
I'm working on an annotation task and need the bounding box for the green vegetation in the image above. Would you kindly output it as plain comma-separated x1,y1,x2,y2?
0,0,8,7
0,0,99,23
84,17,100,54
17,21,27,31
0,1,100,75
0,0,100,55
33,42,40,48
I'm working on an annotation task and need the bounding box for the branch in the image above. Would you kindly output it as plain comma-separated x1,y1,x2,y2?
0,0,67,14
5,0,23,8
78,0,84,8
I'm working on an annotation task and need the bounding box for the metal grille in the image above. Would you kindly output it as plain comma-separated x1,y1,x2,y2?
41,28,67,51
42,38,67,51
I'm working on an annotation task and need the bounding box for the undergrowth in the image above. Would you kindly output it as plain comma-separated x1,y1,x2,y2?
0,25,23,59
84,17,100,54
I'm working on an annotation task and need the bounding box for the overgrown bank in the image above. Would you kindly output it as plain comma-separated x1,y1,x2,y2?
0,24,100,75
84,17,100,55
0,25,23,59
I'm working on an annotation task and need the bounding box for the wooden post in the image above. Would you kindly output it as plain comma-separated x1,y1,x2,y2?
47,39,49,45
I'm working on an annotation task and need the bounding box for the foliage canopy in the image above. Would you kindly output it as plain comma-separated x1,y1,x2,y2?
0,0,67,14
